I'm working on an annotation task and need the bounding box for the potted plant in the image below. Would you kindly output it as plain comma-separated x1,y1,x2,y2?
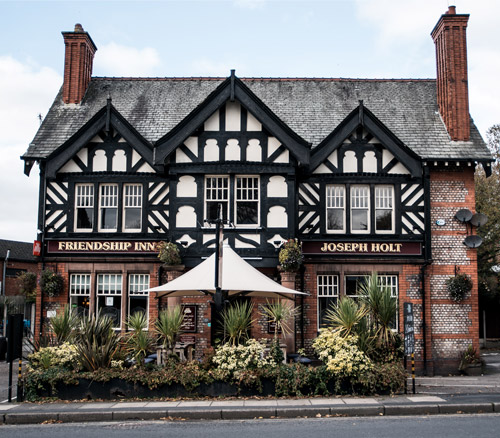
40,269,64,298
458,345,483,375
157,241,182,266
278,239,304,273
446,273,473,303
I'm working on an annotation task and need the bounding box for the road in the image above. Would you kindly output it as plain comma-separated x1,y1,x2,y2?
1,415,500,438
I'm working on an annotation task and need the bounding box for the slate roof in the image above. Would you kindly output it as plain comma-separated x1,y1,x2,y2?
23,77,490,162
0,239,36,262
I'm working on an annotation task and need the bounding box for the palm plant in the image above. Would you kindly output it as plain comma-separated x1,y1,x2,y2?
49,305,79,345
260,300,298,342
220,300,254,346
126,312,154,366
154,306,185,353
74,312,122,371
358,273,398,347
324,296,367,337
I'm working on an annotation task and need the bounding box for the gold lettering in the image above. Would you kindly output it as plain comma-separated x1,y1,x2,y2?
394,243,403,252
360,243,368,252
371,243,380,252
124,242,132,251
58,242,66,250
321,242,328,252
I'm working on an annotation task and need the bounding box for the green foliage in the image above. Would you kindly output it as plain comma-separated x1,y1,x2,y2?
48,305,79,345
74,312,122,371
354,361,406,395
17,271,37,302
28,343,79,371
219,301,254,346
446,273,473,302
324,296,367,337
126,312,155,367
458,344,483,371
157,241,182,265
260,300,298,339
154,306,185,351
40,269,64,297
476,124,500,301
278,238,304,272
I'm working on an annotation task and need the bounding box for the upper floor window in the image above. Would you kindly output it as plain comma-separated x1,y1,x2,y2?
205,175,260,226
351,185,370,233
99,184,118,231
205,176,229,221
235,176,259,226
75,184,94,231
375,185,394,233
326,185,345,232
123,184,142,231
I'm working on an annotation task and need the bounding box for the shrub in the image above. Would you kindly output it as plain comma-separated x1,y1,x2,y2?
40,269,64,297
458,344,483,371
157,241,182,266
219,301,254,346
212,339,276,379
446,273,473,302
313,328,373,378
126,312,155,367
28,343,79,371
155,306,185,352
17,271,37,302
355,361,406,395
48,305,80,345
278,239,303,272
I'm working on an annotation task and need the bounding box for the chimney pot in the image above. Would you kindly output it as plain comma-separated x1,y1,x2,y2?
74,23,84,32
447,5,456,15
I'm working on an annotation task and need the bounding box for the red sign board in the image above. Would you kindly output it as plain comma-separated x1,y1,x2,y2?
33,240,41,257
302,241,422,256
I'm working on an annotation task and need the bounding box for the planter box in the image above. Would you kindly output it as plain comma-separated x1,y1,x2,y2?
463,363,482,376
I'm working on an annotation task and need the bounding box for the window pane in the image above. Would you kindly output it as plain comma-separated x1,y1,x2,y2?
345,276,367,298
376,210,392,231
352,209,368,231
101,208,118,229
327,209,344,230
124,208,141,229
236,201,258,224
206,177,229,221
236,177,259,225
77,208,93,229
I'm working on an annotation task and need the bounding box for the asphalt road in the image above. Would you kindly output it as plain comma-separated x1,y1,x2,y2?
1,415,500,438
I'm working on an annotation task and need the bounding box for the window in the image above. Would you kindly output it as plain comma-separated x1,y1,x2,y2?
70,274,90,317
99,184,118,231
205,176,229,221
75,184,94,230
235,176,259,225
128,274,149,323
97,274,122,328
123,184,142,231
378,274,399,329
375,186,394,232
326,185,345,232
351,185,370,233
345,275,367,299
317,275,339,329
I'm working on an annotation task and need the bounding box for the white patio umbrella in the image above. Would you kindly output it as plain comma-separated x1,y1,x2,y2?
148,244,306,300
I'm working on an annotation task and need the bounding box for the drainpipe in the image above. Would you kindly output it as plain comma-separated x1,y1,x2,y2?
2,249,10,337
421,260,431,376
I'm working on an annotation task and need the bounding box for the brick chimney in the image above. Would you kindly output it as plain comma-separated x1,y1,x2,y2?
431,6,470,141
61,24,97,104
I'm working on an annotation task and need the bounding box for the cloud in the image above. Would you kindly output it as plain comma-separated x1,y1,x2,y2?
94,42,161,76
0,56,61,242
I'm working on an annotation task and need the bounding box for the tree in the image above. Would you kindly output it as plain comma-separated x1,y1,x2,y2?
475,124,500,304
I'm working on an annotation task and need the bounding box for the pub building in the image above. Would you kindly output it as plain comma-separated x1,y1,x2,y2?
22,7,491,374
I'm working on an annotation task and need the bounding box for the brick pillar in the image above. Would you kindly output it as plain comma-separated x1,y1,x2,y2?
280,270,297,354
164,265,185,308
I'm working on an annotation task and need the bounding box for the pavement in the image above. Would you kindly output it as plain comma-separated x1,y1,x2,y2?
0,349,499,425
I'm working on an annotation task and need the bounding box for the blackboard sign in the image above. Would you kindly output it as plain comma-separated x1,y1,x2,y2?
404,302,415,355
182,305,197,333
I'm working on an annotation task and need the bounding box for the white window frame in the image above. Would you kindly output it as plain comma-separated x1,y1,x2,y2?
74,183,94,232
378,274,399,330
98,184,119,232
128,274,150,325
69,273,91,315
375,185,394,234
205,176,229,222
234,175,260,227
350,185,370,234
123,184,143,232
97,273,123,329
326,185,345,233
317,275,339,330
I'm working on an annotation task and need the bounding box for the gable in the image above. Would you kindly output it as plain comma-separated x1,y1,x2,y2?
310,103,421,177
155,74,310,166
45,103,156,178
169,100,293,166
312,126,412,176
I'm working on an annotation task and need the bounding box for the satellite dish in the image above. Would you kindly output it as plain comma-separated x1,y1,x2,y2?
470,213,488,227
463,235,483,248
455,209,472,223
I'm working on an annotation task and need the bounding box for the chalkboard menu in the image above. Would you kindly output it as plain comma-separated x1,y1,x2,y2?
182,305,197,333
404,302,415,355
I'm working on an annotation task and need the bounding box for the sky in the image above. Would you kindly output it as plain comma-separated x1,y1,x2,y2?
0,0,499,244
